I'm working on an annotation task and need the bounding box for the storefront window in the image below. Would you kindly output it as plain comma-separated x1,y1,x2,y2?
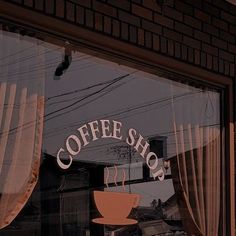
0,29,225,235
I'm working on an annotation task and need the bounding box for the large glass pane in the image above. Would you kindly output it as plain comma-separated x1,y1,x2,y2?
0,29,224,236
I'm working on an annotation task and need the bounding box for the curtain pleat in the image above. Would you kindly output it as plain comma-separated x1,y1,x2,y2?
187,124,202,229
0,30,45,229
0,83,7,127
179,125,189,198
0,84,17,174
195,126,205,234
171,125,221,236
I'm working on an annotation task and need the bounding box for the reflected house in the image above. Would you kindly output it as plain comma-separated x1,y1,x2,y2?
162,194,181,220
110,195,184,236
139,220,173,236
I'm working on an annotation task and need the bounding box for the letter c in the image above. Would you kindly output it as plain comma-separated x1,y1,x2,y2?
57,148,73,169
66,135,81,155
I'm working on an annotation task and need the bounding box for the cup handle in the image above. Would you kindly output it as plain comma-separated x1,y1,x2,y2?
133,195,140,208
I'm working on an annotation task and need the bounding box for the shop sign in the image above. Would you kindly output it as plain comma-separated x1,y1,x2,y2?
56,119,165,181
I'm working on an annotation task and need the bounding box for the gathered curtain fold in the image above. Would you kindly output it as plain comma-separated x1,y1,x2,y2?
170,86,221,235
0,30,45,228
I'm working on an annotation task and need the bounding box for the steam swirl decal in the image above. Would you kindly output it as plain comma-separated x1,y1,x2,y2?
122,168,126,192
113,165,118,187
105,166,127,191
105,167,109,188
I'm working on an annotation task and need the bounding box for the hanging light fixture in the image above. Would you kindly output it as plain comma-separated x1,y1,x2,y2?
54,42,72,80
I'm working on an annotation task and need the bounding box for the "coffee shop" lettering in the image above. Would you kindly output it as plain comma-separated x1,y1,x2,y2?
57,119,165,181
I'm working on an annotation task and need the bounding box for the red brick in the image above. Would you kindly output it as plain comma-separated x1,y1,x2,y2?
188,47,194,63
201,52,207,67
184,15,201,30
212,17,228,31
145,31,152,48
202,43,218,56
194,30,210,43
230,63,235,77
119,10,140,27
153,34,160,51
163,6,183,21
143,0,161,13
207,54,213,69
24,0,33,7
175,22,193,36
219,59,224,73
203,2,220,17
183,36,201,49
219,49,234,62
129,25,137,43
35,0,43,11
229,43,236,54
181,45,188,60
10,0,22,3
121,22,129,40
175,42,181,58
175,0,193,15
229,25,236,36
108,0,130,11
163,28,182,42
73,0,91,8
56,0,65,18
213,57,219,71
76,5,84,25
167,39,174,56
112,19,120,38
219,30,235,43
138,28,145,45
95,13,103,31
224,62,230,76
132,0,142,3
194,49,200,65
142,20,162,34
221,11,236,23
85,9,94,28
94,0,117,17
203,23,219,37
45,0,54,14
186,0,202,8
132,4,153,20
154,13,174,28
194,9,210,23
164,0,174,7
229,3,236,15
160,37,167,53
104,16,112,34
212,37,227,50
66,2,75,22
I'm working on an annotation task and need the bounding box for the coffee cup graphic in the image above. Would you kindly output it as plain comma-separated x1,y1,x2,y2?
92,191,140,225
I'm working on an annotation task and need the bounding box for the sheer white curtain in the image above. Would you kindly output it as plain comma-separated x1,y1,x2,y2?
0,29,45,228
170,84,221,235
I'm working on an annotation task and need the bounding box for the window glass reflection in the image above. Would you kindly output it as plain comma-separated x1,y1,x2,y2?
0,30,223,236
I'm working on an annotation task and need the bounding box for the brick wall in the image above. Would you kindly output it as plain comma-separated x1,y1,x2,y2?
3,0,236,78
